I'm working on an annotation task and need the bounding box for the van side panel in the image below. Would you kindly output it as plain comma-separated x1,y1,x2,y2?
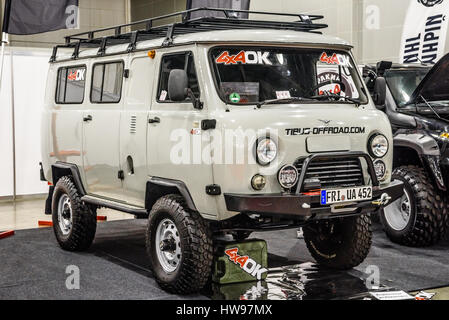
118,55,155,206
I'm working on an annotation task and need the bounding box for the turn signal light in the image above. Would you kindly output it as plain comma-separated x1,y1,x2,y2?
148,50,156,59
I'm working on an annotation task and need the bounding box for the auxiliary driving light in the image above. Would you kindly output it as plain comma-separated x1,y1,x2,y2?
278,165,299,189
251,174,266,191
374,159,387,181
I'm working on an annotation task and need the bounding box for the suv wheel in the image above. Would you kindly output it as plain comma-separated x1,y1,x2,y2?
303,215,372,269
52,176,97,251
146,194,213,294
380,165,449,247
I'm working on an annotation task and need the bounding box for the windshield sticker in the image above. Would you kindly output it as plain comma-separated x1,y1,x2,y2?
316,64,359,99
67,69,85,81
159,90,167,101
216,51,272,65
319,52,351,67
229,92,241,103
276,91,291,99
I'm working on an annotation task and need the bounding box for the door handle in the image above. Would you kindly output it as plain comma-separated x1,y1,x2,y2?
83,115,93,122
148,117,160,124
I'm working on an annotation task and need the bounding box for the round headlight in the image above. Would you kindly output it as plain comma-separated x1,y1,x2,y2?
369,134,389,158
374,159,387,181
256,137,277,166
278,165,298,189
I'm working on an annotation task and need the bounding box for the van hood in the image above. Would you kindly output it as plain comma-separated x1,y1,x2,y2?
408,52,449,104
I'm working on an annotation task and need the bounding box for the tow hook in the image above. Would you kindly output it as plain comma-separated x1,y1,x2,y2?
372,193,391,207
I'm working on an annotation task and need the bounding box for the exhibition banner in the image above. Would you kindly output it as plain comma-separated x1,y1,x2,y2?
2,0,79,35
399,0,449,64
186,0,250,19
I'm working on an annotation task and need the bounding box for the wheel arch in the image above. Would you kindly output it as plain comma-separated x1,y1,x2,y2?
51,162,86,196
145,177,197,212
393,134,445,190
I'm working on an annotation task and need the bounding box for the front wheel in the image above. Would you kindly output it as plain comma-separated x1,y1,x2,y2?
303,215,372,269
380,165,449,247
146,194,213,294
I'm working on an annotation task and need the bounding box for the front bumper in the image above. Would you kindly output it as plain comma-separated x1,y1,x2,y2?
224,179,404,219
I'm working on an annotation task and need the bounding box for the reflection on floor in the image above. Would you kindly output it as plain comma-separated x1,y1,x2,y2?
0,200,448,300
0,198,133,231
210,262,394,300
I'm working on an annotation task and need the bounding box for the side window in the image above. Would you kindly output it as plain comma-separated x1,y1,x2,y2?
157,52,199,102
55,66,86,104
91,61,124,103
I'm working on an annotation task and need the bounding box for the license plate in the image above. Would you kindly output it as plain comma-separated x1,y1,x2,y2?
320,186,372,205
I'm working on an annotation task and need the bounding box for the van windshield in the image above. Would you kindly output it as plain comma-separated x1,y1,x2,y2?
210,47,367,105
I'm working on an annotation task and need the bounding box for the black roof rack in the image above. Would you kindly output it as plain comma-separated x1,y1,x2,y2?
50,7,327,62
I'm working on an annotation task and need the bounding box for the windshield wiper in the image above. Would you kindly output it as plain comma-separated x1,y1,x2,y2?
256,97,313,108
309,92,361,106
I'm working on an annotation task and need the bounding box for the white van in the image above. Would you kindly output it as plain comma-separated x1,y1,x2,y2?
40,8,403,293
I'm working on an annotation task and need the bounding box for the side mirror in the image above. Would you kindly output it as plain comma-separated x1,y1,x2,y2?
373,77,386,109
167,69,203,109
168,69,188,101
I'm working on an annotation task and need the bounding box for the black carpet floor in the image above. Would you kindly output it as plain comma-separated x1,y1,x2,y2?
0,219,448,299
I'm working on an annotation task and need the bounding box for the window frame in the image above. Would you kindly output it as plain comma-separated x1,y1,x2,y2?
55,64,87,105
156,51,200,104
89,60,125,104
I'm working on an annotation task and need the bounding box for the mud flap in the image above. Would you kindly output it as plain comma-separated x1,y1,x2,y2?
45,186,54,215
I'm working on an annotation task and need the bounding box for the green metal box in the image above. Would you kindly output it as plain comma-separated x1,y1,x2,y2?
212,239,268,284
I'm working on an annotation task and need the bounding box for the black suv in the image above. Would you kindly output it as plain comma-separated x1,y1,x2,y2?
363,55,449,246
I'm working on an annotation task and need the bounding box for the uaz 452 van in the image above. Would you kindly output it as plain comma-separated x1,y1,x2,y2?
40,8,403,293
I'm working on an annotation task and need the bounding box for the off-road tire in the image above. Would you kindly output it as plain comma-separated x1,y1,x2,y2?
380,165,449,247
52,176,97,251
303,215,372,269
146,194,213,294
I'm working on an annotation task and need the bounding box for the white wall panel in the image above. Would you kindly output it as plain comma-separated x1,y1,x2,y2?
0,48,50,197
0,53,14,198
13,51,50,196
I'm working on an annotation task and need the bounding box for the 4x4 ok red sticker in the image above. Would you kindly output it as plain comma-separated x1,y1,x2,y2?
216,51,272,65
67,69,85,81
320,52,351,67
225,247,268,280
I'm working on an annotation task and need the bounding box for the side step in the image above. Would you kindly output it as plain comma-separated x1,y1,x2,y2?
81,195,148,218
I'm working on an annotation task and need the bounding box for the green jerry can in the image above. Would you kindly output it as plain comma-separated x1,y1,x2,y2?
212,239,268,285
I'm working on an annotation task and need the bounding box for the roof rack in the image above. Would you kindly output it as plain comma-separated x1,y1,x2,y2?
50,7,327,62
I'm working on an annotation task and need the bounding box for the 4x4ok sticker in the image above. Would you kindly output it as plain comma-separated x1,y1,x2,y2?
320,52,351,67
225,247,268,280
216,51,272,65
67,69,85,81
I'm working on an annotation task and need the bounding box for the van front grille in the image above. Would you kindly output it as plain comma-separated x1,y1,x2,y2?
294,157,364,189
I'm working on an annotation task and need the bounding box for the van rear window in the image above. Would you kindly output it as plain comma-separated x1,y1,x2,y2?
55,66,86,104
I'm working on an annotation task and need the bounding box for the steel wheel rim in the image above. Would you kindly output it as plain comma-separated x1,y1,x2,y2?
384,188,412,231
155,218,181,273
57,194,72,235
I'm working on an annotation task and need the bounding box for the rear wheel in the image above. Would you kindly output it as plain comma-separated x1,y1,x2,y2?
380,165,449,247
146,194,213,294
303,215,372,269
52,176,97,251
